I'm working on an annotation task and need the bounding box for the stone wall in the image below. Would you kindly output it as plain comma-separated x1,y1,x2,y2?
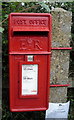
50,8,72,102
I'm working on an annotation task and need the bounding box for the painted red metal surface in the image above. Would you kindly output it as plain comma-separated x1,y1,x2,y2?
50,84,70,87
9,13,52,112
9,51,51,55
52,47,72,50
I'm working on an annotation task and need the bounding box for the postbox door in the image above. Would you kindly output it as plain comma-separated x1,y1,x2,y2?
9,40,50,112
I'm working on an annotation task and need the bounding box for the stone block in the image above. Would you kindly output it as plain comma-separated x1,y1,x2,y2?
51,8,72,47
50,87,67,103
50,50,72,86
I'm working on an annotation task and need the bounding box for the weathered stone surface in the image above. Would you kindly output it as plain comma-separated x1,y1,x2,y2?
50,87,67,103
50,50,72,86
50,8,72,102
51,8,72,47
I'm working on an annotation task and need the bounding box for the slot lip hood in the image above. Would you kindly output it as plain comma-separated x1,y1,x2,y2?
12,27,49,32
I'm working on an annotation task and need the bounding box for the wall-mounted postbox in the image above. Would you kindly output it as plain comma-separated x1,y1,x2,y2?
9,13,52,112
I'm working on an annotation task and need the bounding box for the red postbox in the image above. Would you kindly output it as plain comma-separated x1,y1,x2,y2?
9,13,52,112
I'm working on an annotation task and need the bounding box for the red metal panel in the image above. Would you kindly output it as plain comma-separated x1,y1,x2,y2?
9,13,52,112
